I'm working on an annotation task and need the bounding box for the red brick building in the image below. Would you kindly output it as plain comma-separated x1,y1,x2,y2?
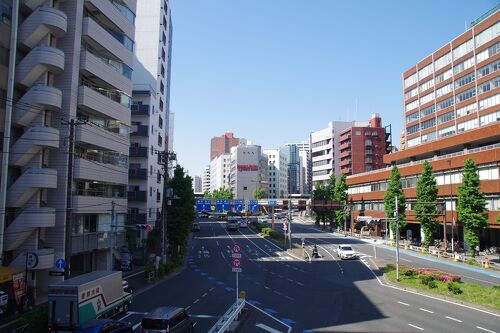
210,132,243,160
339,114,387,176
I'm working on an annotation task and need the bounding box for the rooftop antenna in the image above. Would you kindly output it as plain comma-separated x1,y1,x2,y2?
465,20,467,31
355,97,358,121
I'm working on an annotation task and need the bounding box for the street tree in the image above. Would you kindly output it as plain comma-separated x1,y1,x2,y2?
166,165,195,257
457,158,488,256
312,183,329,227
334,174,349,230
212,188,234,199
414,161,438,248
384,166,406,239
253,187,266,199
326,175,337,229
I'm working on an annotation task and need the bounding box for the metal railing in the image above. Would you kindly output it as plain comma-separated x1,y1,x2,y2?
207,299,245,333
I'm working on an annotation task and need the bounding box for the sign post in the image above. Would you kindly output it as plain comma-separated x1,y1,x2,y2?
231,244,242,302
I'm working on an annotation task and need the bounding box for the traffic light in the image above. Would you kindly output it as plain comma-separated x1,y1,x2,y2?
136,224,152,231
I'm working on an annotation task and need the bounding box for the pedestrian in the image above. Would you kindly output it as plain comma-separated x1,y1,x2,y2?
475,245,480,256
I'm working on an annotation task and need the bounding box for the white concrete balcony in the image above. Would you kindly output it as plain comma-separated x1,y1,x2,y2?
75,122,129,153
10,248,55,270
10,126,59,167
72,195,127,214
4,207,55,251
85,0,135,42
13,85,62,127
74,157,128,185
19,5,67,49
80,50,132,93
81,16,132,67
77,85,130,125
16,46,64,88
6,168,57,208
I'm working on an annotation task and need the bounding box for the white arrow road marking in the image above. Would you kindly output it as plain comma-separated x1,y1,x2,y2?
256,323,284,333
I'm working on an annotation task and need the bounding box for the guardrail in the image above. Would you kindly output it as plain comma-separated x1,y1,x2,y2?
207,299,245,333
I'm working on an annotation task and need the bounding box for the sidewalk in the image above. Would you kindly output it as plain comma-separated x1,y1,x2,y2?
293,215,500,275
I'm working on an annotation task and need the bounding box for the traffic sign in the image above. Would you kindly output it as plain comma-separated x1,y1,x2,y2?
216,199,224,212
196,199,204,211
249,200,259,212
268,200,277,206
223,200,231,211
234,200,243,212
55,258,66,269
203,199,212,211
232,243,241,254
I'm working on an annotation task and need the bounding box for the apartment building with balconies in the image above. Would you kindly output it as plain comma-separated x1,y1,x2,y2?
128,0,172,246
264,149,288,199
209,153,230,193
0,0,136,298
346,7,500,246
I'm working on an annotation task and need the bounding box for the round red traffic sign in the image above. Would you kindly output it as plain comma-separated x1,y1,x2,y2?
232,258,242,268
232,243,241,254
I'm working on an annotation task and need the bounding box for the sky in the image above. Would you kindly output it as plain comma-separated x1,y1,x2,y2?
169,0,496,177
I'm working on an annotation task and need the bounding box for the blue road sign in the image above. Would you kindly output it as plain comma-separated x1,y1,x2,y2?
249,200,259,212
223,200,231,211
203,199,212,211
216,199,224,211
196,199,204,211
268,200,277,206
55,258,66,269
234,200,243,211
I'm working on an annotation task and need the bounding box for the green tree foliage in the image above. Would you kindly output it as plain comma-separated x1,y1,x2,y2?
415,161,438,248
457,158,488,256
384,166,407,238
253,187,266,199
325,175,337,228
203,191,211,198
166,165,195,258
312,182,328,227
334,174,349,228
212,188,234,199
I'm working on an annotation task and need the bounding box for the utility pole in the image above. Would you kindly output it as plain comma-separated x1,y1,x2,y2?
109,200,115,271
343,205,347,235
448,160,455,254
159,150,176,264
62,118,85,279
0,0,19,266
395,196,400,281
288,197,292,249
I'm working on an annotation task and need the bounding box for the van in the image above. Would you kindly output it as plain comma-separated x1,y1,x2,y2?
141,306,193,333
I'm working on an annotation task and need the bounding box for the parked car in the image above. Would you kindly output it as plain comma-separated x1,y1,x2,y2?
239,219,248,228
336,244,358,260
74,319,132,333
192,222,200,232
141,306,193,333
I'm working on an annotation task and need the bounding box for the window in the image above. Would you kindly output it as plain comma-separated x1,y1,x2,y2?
455,87,476,103
453,57,475,75
480,110,500,126
404,87,418,100
438,125,456,138
404,73,417,88
434,52,452,71
436,97,454,111
355,130,361,135
457,118,478,132
421,117,436,130
455,72,475,88
364,139,372,146
420,104,436,117
421,131,436,143
476,42,500,63
456,103,477,118
407,136,421,147
420,91,435,105
475,22,500,48
405,99,419,112
406,124,420,135
478,77,500,95
477,59,499,78
435,83,453,97
435,68,453,83
478,94,500,110
150,187,152,196
437,110,455,124
419,78,434,93
418,63,433,80
452,39,473,60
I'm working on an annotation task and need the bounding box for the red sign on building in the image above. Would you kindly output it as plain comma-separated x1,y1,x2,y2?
237,164,258,171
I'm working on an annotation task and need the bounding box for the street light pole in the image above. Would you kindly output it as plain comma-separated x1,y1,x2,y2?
395,196,400,281
448,160,455,254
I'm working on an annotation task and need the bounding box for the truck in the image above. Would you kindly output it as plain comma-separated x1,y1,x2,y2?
48,271,132,331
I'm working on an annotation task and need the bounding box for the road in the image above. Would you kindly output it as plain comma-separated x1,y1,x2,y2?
111,216,499,333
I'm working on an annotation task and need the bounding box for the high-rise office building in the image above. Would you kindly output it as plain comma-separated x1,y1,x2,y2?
129,0,173,244
346,7,500,245
193,175,202,193
210,132,245,160
0,0,136,297
264,149,288,198
282,144,300,194
202,166,211,194
229,145,268,200
210,153,230,193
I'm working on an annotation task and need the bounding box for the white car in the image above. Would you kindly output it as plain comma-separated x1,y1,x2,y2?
336,244,358,260
239,220,248,228
257,217,267,223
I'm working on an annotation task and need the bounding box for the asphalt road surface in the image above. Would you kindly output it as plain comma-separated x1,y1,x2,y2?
112,217,499,333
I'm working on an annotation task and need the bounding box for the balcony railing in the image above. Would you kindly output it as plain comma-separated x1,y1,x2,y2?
129,146,148,157
81,79,131,108
76,149,128,168
129,168,147,180
74,188,125,198
131,104,149,116
127,190,147,202
130,124,148,136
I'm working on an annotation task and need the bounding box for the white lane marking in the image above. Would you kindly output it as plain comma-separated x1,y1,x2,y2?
398,301,410,306
270,271,275,275
216,241,219,246
445,316,462,323
477,326,496,333
186,305,191,310
286,278,293,282
255,323,284,333
274,290,282,296
119,312,134,320
133,323,141,331
462,275,497,285
408,323,424,331
296,282,304,286
278,275,284,278
264,286,270,290
124,270,145,279
419,308,434,314
202,293,208,297
193,322,198,327
209,287,214,292
221,251,226,260
193,298,200,304
192,314,217,318
285,295,295,301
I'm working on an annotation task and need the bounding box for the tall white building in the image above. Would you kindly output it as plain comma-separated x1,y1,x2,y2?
297,140,311,195
193,176,202,193
264,149,288,199
311,121,363,186
229,145,268,200
129,0,173,244
202,166,211,194
210,154,230,193
0,0,136,296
